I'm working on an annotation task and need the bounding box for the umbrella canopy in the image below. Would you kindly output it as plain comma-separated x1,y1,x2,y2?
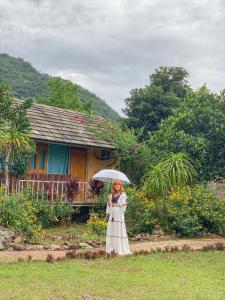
93,169,131,185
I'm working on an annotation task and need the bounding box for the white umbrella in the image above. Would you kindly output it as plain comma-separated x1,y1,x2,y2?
93,169,131,185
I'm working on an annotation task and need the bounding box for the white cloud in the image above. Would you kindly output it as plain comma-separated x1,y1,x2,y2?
0,0,225,114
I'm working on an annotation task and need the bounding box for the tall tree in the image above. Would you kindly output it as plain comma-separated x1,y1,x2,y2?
150,66,189,98
147,86,225,180
36,77,92,113
123,66,190,141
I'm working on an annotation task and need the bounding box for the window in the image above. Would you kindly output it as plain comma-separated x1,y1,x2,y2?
101,150,111,160
48,144,69,174
30,153,36,169
28,143,48,174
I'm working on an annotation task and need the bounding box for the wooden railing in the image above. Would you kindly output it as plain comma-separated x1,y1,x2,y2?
0,178,98,205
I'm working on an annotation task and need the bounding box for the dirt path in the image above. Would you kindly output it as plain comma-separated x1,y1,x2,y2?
131,237,225,251
0,237,224,263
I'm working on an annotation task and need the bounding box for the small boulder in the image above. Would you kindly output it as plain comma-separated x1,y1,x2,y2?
0,226,16,250
67,244,80,250
28,245,44,251
0,240,5,250
50,244,61,250
88,242,98,248
64,241,71,246
79,242,93,249
152,226,165,237
0,226,15,240
14,235,23,244
43,245,51,250
12,244,25,251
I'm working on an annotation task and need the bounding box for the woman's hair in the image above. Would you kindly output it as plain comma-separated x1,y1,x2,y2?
112,179,124,193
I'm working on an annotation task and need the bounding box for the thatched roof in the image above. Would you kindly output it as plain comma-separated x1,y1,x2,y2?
13,99,114,149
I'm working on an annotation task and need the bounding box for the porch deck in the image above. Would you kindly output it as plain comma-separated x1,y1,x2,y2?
0,174,100,205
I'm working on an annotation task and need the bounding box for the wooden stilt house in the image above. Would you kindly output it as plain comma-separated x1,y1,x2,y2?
0,100,118,204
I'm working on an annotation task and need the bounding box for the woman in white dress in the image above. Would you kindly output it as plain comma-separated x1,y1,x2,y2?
106,180,132,256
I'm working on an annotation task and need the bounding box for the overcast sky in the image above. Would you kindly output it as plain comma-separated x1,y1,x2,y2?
0,0,225,115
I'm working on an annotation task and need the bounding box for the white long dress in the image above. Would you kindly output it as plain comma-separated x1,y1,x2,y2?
106,192,132,255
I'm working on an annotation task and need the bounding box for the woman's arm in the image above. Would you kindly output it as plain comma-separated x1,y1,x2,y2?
118,193,127,212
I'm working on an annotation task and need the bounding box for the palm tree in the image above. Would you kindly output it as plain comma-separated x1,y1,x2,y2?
142,152,196,214
0,121,33,192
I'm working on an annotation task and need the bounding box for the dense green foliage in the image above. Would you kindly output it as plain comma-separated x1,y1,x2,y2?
148,86,225,180
87,212,107,235
0,188,73,238
88,119,151,185
150,66,190,98
31,197,73,229
0,188,42,237
0,53,120,121
142,152,196,199
123,66,189,140
0,84,32,130
122,66,225,181
126,185,225,237
36,77,91,113
0,85,34,180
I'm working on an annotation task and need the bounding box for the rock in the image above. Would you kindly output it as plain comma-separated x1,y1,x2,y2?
64,241,71,246
12,244,25,251
79,242,93,249
14,236,23,244
50,244,61,250
89,242,98,248
43,245,51,250
135,234,142,240
86,241,99,248
27,245,44,251
0,226,15,239
67,244,80,250
152,226,165,237
4,241,15,249
148,235,158,241
0,226,16,250
59,245,66,250
0,240,5,250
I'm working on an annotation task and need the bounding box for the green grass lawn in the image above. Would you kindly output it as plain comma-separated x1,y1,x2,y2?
0,251,224,300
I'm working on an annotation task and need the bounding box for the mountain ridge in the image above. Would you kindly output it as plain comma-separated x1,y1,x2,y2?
0,53,120,121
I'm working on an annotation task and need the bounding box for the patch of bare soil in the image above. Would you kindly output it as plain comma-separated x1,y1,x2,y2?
130,237,225,251
0,237,224,263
